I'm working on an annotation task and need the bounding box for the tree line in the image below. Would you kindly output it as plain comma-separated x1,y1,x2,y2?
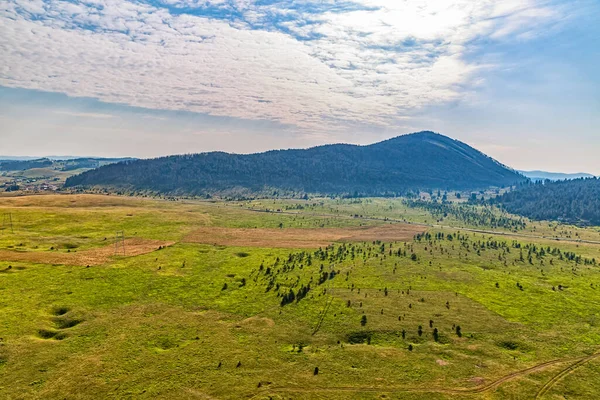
492,178,600,226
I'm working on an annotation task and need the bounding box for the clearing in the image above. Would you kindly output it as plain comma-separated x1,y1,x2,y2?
183,224,426,248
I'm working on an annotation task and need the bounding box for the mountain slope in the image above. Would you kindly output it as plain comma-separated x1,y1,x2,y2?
493,178,600,226
65,131,525,196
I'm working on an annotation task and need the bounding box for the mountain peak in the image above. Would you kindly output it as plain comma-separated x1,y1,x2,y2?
66,132,525,196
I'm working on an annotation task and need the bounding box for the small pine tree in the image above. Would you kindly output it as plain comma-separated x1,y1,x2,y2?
361,315,367,326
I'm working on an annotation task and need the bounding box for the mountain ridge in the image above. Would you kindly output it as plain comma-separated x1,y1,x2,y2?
65,131,526,196
518,170,596,181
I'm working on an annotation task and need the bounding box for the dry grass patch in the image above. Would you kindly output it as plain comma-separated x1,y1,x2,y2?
0,194,152,208
0,238,174,266
183,224,425,248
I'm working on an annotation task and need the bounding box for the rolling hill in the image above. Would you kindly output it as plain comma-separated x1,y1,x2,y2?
65,131,526,196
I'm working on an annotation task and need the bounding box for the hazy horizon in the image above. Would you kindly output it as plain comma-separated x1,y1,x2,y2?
0,126,599,176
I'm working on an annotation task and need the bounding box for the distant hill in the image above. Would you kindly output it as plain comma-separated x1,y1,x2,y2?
1,157,137,193
59,158,136,171
0,157,135,172
0,158,53,171
493,178,600,226
0,155,134,161
65,131,524,196
0,156,42,161
519,170,595,182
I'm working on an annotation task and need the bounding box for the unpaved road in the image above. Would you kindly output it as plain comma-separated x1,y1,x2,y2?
250,352,600,398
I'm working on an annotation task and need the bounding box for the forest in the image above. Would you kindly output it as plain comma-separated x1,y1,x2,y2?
493,178,600,226
65,131,525,196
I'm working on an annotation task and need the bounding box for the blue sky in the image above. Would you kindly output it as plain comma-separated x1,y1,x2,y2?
1,0,599,173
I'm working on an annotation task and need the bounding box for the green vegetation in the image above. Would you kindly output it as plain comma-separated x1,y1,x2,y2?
0,194,599,399
404,199,527,231
65,132,525,196
493,178,600,226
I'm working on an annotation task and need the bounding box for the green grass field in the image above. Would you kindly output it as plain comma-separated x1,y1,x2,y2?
1,194,599,399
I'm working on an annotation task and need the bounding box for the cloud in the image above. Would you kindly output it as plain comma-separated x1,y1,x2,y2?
0,0,562,132
53,110,116,119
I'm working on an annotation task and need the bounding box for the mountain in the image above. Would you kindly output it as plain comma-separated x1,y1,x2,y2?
65,131,526,196
518,170,596,182
493,178,600,226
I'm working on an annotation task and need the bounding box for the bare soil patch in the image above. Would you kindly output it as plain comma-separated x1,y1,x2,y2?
183,224,425,248
0,238,174,266
240,316,275,328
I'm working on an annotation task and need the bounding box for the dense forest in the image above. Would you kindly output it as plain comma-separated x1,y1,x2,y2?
493,178,600,226
65,131,525,196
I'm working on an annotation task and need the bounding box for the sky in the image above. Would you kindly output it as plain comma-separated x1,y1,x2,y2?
1,0,599,174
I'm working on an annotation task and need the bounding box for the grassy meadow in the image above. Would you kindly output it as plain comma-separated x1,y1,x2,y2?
1,194,599,399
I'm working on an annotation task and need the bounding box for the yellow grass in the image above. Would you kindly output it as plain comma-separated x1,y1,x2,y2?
0,238,173,266
183,224,426,248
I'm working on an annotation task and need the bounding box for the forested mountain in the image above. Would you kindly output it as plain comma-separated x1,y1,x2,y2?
65,131,525,196
493,178,600,226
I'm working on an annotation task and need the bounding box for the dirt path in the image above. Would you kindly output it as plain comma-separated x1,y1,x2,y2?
251,352,600,398
535,351,600,399
311,279,335,336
